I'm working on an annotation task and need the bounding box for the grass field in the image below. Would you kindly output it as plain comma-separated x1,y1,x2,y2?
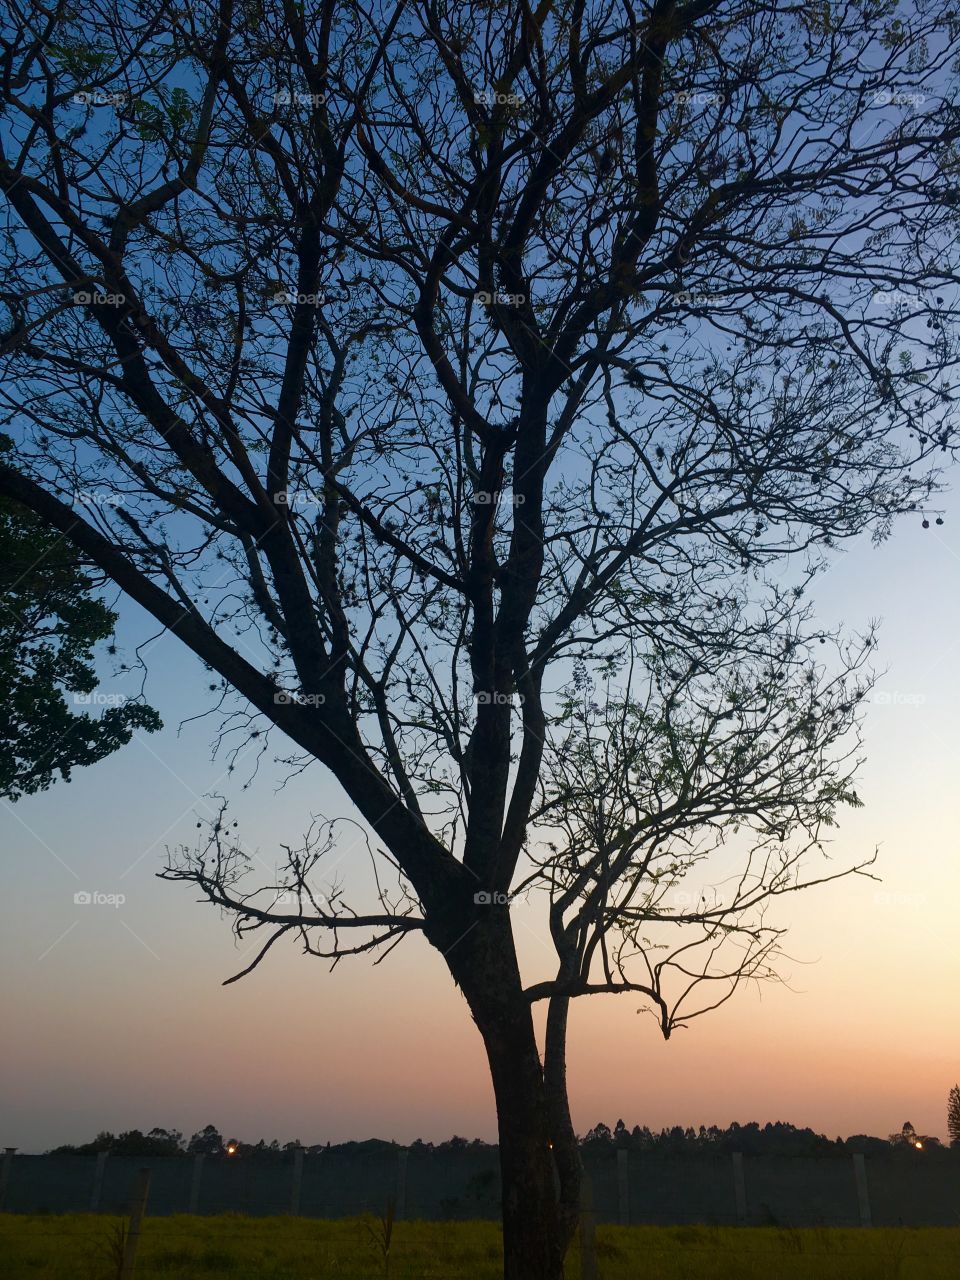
1,1215,959,1279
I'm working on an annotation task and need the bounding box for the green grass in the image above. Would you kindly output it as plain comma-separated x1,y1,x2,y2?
1,1214,959,1279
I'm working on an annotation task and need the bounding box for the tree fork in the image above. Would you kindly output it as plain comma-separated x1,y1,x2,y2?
442,909,567,1280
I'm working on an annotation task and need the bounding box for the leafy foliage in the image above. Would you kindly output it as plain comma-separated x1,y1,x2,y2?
0,489,160,800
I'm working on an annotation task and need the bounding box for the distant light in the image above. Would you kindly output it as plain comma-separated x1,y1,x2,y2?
226,1144,238,1155
914,1140,923,1150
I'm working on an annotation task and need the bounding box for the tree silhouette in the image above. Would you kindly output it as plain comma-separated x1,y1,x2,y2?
0,481,160,799
2,3,959,1276
186,1124,225,1157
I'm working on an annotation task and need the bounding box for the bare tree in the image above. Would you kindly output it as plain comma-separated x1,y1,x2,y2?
1,2,959,1275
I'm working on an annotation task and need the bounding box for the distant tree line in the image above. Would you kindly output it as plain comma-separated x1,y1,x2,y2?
47,1118,958,1159
46,1123,493,1159
580,1118,954,1157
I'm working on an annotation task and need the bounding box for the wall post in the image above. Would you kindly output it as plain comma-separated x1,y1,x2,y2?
395,1147,408,1219
188,1154,204,1214
118,1167,151,1280
90,1150,108,1212
290,1145,304,1216
853,1153,872,1227
732,1151,747,1225
617,1148,630,1225
579,1169,598,1280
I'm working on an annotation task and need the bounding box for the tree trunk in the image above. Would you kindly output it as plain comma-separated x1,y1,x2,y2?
482,1008,565,1280
438,908,569,1280
544,990,582,1255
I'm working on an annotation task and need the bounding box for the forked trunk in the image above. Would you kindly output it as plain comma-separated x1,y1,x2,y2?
441,910,571,1280
483,1010,565,1280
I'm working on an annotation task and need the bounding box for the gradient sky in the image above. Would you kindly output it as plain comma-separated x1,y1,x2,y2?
2,511,958,1153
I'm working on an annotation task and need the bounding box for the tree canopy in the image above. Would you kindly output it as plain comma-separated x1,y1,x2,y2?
0,475,160,801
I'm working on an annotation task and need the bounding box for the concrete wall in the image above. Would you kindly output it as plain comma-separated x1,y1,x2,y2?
2,1149,958,1226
